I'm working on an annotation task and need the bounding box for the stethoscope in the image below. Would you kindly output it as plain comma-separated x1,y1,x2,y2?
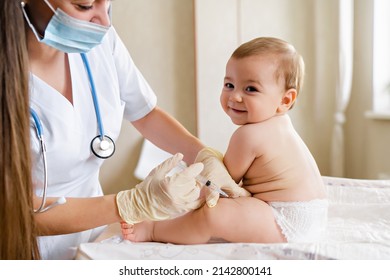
31,53,115,213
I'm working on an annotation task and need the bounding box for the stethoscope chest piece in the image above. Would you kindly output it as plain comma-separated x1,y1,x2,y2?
91,135,115,159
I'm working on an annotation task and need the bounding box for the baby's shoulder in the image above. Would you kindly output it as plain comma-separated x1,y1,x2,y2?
234,120,279,137
230,122,271,148
236,121,269,132
233,123,263,138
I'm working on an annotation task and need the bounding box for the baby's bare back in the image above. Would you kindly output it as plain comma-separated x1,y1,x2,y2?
225,115,325,202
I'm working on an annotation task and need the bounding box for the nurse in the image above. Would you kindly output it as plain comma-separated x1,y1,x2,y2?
19,0,249,259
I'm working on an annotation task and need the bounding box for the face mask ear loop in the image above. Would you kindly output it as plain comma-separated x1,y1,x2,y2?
21,2,43,40
43,0,57,14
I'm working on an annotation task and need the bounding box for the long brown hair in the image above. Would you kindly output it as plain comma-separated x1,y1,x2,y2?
0,0,40,259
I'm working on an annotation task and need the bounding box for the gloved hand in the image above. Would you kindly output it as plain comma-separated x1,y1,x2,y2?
195,147,251,207
116,153,204,224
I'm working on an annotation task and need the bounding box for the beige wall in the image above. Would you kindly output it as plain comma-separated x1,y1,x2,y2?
101,0,390,195
100,0,196,194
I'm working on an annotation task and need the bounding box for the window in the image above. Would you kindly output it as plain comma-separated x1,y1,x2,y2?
372,0,390,113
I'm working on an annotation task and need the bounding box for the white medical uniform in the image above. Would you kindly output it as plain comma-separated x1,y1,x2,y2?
29,27,157,260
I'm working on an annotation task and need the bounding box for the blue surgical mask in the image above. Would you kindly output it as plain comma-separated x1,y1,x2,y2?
21,0,110,53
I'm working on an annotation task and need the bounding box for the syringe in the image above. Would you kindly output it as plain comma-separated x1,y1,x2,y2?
176,161,229,198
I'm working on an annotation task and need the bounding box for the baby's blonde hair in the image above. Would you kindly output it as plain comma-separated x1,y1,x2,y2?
232,37,305,106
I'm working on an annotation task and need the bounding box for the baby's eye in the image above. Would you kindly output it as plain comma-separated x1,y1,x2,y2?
224,83,234,89
245,86,258,92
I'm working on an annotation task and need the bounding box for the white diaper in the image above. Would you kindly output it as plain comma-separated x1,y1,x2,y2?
268,199,328,243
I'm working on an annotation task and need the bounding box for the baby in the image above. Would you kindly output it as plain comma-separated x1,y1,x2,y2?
122,37,328,244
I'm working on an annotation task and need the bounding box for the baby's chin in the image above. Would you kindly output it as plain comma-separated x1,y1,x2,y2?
230,118,248,126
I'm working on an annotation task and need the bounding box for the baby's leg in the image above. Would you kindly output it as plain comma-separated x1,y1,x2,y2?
126,207,212,244
126,196,285,244
205,196,285,243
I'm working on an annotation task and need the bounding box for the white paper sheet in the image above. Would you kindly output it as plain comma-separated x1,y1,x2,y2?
76,177,390,260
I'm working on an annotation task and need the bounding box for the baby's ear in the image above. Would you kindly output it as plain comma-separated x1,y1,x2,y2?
277,89,297,113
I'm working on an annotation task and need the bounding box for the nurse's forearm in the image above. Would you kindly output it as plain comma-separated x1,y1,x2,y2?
34,194,121,236
132,107,204,163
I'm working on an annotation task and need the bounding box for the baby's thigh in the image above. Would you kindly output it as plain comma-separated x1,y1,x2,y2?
204,197,285,243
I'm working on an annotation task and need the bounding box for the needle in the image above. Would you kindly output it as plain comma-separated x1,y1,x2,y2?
177,161,229,198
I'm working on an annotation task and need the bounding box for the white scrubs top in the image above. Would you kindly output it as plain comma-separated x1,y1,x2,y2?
29,27,157,260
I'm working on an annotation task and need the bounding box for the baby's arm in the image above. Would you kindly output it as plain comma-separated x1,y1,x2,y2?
223,125,260,183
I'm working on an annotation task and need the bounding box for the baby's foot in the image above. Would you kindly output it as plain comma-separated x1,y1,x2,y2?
121,221,155,242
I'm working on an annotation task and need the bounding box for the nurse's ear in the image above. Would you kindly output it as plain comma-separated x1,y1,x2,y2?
276,88,297,113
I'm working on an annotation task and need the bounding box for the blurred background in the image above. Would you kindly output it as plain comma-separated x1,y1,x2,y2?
100,0,390,194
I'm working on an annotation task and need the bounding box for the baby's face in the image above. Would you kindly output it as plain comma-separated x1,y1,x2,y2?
220,54,286,125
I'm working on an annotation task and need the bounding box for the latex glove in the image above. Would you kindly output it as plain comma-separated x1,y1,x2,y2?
195,147,251,207
116,153,204,224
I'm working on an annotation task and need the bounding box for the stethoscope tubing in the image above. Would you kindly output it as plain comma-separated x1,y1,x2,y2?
31,108,49,213
81,53,105,140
